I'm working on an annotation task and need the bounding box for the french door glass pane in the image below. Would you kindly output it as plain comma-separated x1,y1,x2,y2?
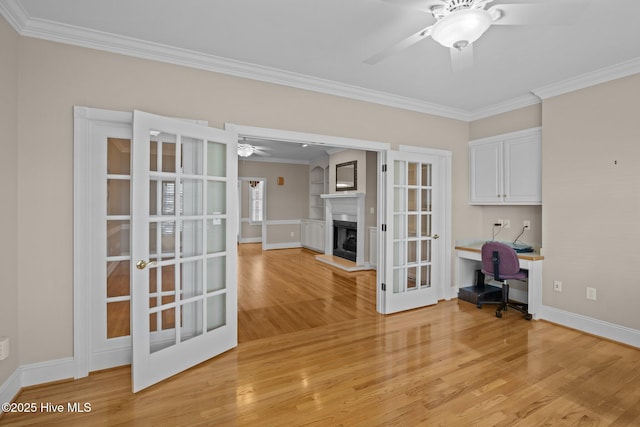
394,160,406,185
161,138,177,173
181,260,204,299
421,215,431,237
182,179,203,216
208,141,226,177
407,240,417,263
407,188,417,211
107,179,130,215
181,300,203,343
421,265,431,288
407,266,417,290
421,240,431,262
207,181,226,215
207,257,226,292
107,260,130,298
206,294,226,331
394,187,405,211
421,163,431,186
107,301,130,338
181,220,204,258
392,158,435,296
107,220,130,256
107,138,131,174
421,189,431,212
407,163,418,185
182,137,204,176
207,220,226,254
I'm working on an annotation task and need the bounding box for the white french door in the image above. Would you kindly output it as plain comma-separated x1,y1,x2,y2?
381,151,444,314
130,110,237,392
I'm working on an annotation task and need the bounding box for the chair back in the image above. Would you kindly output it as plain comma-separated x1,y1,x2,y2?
481,242,523,280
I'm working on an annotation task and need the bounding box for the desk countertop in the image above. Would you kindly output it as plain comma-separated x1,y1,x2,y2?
454,242,544,261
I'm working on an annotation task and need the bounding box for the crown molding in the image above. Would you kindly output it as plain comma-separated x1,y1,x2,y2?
4,0,639,123
532,57,640,100
0,2,471,121
468,93,541,122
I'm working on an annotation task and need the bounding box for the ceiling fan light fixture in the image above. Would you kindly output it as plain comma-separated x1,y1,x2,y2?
237,143,255,157
431,8,492,49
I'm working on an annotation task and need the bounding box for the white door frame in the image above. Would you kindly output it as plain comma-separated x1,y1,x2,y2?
73,106,208,379
74,113,452,379
225,124,453,312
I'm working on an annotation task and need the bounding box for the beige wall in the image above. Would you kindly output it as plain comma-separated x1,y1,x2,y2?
238,160,309,245
469,104,544,248
328,149,367,194
9,20,468,377
0,16,20,384
542,73,640,329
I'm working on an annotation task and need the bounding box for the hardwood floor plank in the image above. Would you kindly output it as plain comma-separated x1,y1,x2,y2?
2,244,640,426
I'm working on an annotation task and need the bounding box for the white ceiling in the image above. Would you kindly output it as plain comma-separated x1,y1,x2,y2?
3,0,640,122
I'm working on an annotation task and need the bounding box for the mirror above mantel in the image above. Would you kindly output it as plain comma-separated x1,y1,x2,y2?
336,160,357,192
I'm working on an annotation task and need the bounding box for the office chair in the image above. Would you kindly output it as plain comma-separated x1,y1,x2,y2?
481,241,532,320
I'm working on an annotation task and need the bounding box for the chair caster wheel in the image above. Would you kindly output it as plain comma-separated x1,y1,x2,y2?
525,314,532,321
496,310,502,318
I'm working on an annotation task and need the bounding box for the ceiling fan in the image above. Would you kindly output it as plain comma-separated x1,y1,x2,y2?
237,137,272,158
365,0,587,71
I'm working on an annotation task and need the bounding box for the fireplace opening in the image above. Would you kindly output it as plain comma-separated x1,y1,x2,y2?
333,220,357,262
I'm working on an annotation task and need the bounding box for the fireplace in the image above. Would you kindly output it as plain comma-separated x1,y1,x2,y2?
333,220,357,262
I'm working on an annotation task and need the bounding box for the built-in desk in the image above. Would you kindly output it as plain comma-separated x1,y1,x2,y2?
455,241,544,319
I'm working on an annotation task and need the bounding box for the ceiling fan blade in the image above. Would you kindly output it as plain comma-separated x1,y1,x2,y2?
381,0,445,13
364,25,433,65
450,44,474,73
489,1,588,26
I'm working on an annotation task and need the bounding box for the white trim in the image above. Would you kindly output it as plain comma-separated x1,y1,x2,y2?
0,2,468,121
0,368,20,405
398,145,453,158
227,124,391,152
20,358,75,387
264,242,302,250
0,358,76,405
399,144,453,299
468,126,542,145
266,219,301,226
239,237,262,244
4,2,640,122
240,156,311,165
539,305,640,349
532,57,640,101
468,93,541,121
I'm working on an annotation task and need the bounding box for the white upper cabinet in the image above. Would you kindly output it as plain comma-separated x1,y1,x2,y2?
469,127,541,205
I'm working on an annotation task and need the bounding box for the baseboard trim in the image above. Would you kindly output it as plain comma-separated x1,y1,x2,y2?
238,237,262,244
0,368,21,405
0,357,75,405
264,242,302,250
539,305,640,348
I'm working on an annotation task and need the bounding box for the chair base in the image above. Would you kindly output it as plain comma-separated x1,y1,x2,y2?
496,283,532,320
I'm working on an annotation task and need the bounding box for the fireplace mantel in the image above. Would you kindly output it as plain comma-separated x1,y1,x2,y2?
320,192,365,268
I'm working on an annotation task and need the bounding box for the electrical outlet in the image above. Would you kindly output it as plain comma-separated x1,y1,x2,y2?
523,220,531,230
586,287,597,301
553,280,562,292
503,219,511,229
496,219,504,227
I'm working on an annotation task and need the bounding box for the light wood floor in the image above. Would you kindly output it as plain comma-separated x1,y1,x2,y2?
3,244,640,426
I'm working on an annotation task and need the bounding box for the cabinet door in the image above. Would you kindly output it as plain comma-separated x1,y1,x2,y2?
470,141,502,204
314,223,325,252
504,135,541,204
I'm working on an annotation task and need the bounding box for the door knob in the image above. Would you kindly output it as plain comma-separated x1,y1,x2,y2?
432,234,439,239
136,260,157,270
